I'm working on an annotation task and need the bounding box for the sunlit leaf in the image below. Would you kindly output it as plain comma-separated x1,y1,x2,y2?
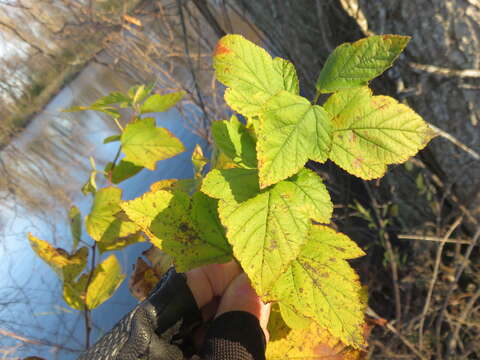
103,135,121,144
140,91,185,114
129,83,155,105
121,117,185,170
324,87,434,179
316,35,410,93
267,304,364,359
214,34,299,116
28,233,87,282
192,144,207,179
267,226,365,347
122,191,233,272
257,91,332,187
202,168,332,295
63,273,88,310
85,255,125,309
85,187,138,244
68,205,82,250
97,232,144,253
81,169,97,195
211,116,257,168
92,92,130,107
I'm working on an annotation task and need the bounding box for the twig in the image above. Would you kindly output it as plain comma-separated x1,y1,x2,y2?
445,285,480,358
398,234,473,245
435,229,480,354
364,182,402,324
366,307,428,360
429,124,480,161
83,242,97,349
408,62,480,78
418,216,463,351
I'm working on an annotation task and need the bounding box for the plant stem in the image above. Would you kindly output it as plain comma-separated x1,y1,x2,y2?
312,90,321,105
83,242,97,349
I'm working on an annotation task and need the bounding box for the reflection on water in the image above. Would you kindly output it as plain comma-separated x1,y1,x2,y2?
0,62,206,359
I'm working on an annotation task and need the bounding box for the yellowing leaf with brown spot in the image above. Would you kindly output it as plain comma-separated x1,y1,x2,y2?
267,305,365,360
267,226,366,347
201,168,333,296
324,87,434,179
122,190,233,272
28,233,87,282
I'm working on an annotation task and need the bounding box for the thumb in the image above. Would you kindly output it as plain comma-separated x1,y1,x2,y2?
215,273,271,342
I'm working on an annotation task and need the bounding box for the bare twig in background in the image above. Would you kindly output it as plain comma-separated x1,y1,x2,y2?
429,124,480,161
398,234,473,245
436,229,480,357
408,62,480,78
418,216,463,350
367,307,428,360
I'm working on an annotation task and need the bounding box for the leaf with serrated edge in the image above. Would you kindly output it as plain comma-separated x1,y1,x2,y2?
28,233,87,281
212,116,257,168
86,187,138,243
149,191,232,271
121,118,185,170
85,255,125,309
201,168,259,203
324,87,434,179
257,91,332,188
316,35,410,93
214,34,299,116
203,168,332,295
140,91,185,114
267,304,364,360
120,190,170,248
267,225,365,347
122,191,232,271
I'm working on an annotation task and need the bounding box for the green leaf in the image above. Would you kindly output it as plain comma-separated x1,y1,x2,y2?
121,118,185,170
85,187,138,244
97,232,144,253
192,144,207,179
324,87,434,179
68,206,82,250
64,105,121,119
85,255,125,309
103,135,121,144
28,233,88,281
63,273,88,310
122,191,232,272
279,303,312,330
140,91,185,114
202,168,332,295
201,168,259,203
272,57,300,95
268,225,365,347
92,92,130,107
212,116,257,168
129,84,154,105
111,160,143,184
316,35,410,93
257,91,332,188
81,169,97,195
214,34,299,116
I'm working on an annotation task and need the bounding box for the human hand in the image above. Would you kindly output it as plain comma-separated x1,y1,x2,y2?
186,262,271,341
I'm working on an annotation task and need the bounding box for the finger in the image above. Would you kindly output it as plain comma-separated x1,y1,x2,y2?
215,273,271,341
201,260,242,297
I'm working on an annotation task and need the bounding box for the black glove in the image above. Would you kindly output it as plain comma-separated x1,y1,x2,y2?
76,268,266,360
76,268,201,360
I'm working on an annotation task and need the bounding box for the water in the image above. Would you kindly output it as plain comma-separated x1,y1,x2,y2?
0,62,206,359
